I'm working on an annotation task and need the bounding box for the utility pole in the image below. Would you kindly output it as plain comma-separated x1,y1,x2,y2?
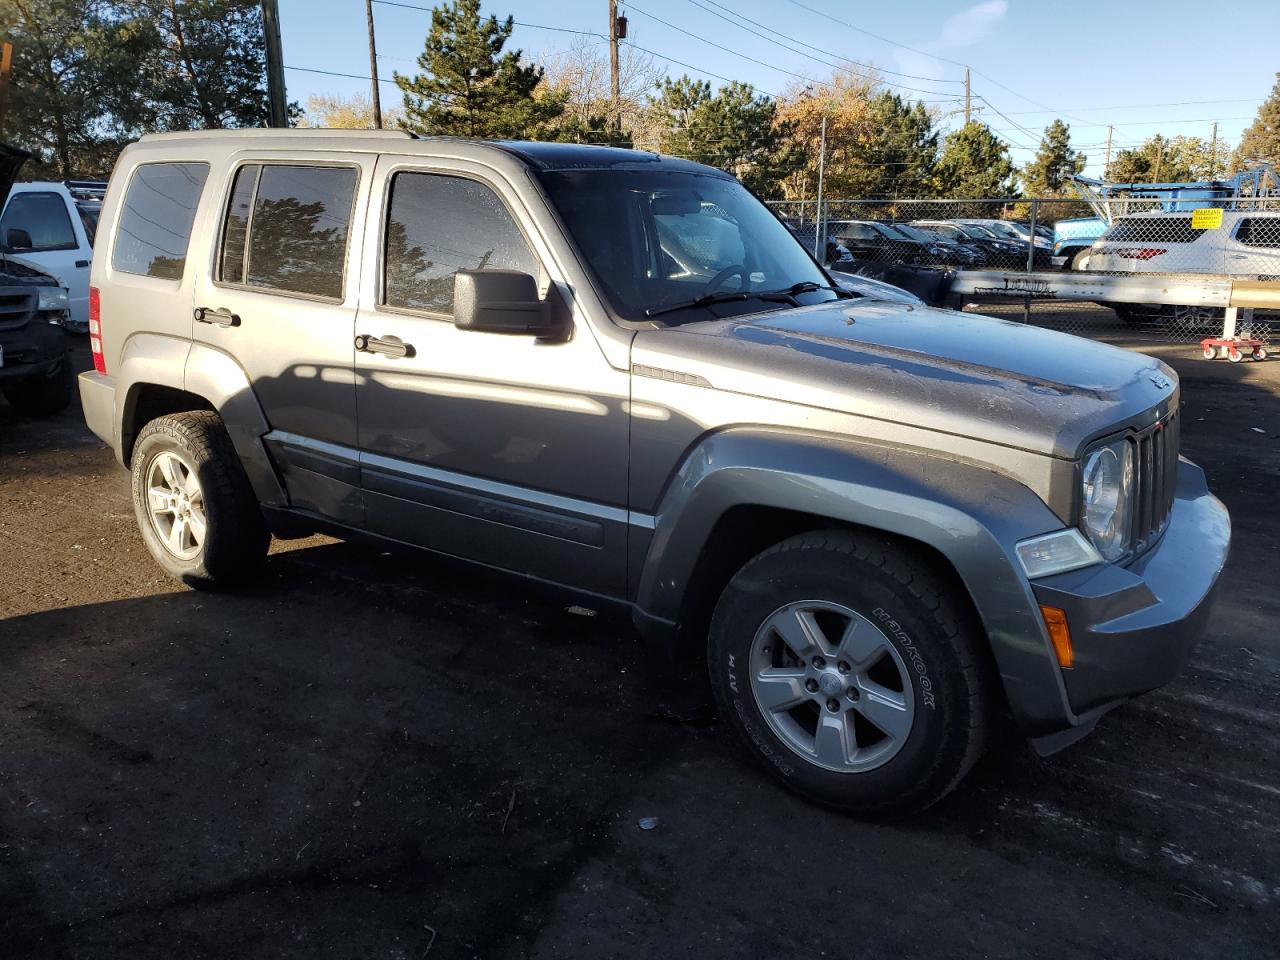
1210,121,1218,177
0,43,12,132
608,0,620,133
365,0,382,129
261,0,288,128
815,113,827,261
1154,138,1164,182
1104,124,1113,179
963,67,970,125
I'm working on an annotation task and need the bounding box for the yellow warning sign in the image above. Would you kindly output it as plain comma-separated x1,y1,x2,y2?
1191,208,1223,230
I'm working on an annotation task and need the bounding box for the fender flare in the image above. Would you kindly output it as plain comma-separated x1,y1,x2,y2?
634,428,1078,732
114,334,286,506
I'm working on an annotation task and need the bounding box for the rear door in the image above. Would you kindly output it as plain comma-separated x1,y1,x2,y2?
191,153,376,527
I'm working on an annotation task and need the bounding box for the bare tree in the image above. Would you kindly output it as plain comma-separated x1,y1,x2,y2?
538,37,660,143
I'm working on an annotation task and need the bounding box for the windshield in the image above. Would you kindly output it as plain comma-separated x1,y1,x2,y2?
983,221,1022,240
538,169,834,322
892,224,935,242
915,222,962,241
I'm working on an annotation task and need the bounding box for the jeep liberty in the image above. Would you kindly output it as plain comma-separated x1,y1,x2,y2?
78,131,1230,814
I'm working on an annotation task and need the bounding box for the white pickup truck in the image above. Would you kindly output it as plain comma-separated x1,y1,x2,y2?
0,180,103,332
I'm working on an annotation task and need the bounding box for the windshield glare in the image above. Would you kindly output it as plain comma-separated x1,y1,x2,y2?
538,169,832,322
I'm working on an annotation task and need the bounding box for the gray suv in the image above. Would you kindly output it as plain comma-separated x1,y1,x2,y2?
78,131,1230,815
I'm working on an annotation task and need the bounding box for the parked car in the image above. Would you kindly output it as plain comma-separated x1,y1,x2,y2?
889,222,985,267
0,178,103,331
1086,210,1280,277
80,131,1229,816
955,218,1053,268
910,220,1026,265
832,219,933,265
1054,216,1107,270
0,144,76,415
780,219,854,267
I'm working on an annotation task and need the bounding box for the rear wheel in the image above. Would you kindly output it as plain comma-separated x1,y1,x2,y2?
1069,248,1091,271
1,358,74,416
130,411,269,589
708,530,991,817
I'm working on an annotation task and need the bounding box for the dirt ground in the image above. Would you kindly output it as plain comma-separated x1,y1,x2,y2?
1,325,1278,959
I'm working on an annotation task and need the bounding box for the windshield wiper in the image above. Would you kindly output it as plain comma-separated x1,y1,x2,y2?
645,281,845,320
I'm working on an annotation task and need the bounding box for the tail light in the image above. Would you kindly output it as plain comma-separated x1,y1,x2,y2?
88,286,105,374
1115,248,1168,261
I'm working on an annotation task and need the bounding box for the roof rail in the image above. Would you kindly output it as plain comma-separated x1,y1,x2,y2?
138,128,416,142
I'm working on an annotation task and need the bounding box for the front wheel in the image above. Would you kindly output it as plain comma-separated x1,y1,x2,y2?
708,531,992,817
131,411,269,588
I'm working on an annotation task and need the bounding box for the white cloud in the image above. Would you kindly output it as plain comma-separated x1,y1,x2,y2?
935,1,1009,51
891,0,1008,77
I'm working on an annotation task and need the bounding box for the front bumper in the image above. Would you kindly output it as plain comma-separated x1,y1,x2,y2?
1030,457,1230,722
0,321,69,382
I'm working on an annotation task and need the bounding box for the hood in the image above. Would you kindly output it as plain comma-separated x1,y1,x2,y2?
634,299,1177,460
0,142,30,208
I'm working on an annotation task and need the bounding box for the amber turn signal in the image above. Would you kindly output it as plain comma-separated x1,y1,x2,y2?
1039,604,1073,668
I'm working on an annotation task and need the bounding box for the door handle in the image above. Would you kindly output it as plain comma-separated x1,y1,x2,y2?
195,306,240,327
355,333,413,359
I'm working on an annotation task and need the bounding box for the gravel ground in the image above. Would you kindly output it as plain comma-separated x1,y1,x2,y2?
1,332,1278,959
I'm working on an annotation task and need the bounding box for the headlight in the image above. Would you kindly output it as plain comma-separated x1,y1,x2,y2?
38,286,70,312
1080,437,1133,561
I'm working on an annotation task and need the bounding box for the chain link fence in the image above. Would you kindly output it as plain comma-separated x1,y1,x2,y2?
769,196,1280,347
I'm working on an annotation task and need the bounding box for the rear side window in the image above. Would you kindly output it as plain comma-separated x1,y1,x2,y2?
1235,218,1280,248
112,162,209,280
1,192,78,252
1106,217,1196,244
218,163,357,300
382,172,539,316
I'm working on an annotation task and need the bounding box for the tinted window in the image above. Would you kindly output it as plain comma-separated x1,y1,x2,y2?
1236,218,1280,248
113,162,209,280
220,164,258,284
77,202,100,245
383,173,539,315
1,192,77,251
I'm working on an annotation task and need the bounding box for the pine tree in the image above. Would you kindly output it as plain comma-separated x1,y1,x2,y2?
1022,119,1084,195
933,121,1017,197
651,77,798,198
394,0,564,139
1232,73,1280,172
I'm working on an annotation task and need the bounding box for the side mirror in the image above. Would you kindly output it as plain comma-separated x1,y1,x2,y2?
6,227,33,250
453,270,556,337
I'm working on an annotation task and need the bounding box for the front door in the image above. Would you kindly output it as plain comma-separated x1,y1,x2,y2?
192,154,376,527
352,156,630,597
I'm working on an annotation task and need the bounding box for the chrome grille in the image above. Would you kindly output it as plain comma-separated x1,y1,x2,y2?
1132,407,1180,554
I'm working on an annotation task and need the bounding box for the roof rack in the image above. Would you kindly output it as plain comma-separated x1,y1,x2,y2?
138,128,416,142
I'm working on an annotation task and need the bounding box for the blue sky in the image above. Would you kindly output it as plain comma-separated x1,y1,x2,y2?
279,0,1278,179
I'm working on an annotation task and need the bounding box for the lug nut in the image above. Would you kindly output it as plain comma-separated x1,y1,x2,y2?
805,679,819,693
826,698,840,712
813,656,826,669
847,687,860,701
837,660,851,674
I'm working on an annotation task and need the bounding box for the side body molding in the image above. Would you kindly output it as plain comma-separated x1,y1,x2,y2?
634,428,1079,733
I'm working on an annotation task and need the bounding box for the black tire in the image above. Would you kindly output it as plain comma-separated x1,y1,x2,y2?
708,530,991,817
130,411,269,589
2,358,74,416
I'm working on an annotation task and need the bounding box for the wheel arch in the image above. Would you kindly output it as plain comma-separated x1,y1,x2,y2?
632,428,1077,732
115,334,286,506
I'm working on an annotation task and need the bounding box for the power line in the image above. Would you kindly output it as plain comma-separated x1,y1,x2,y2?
680,0,962,92
371,1,605,38
779,0,1091,126
620,39,780,98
